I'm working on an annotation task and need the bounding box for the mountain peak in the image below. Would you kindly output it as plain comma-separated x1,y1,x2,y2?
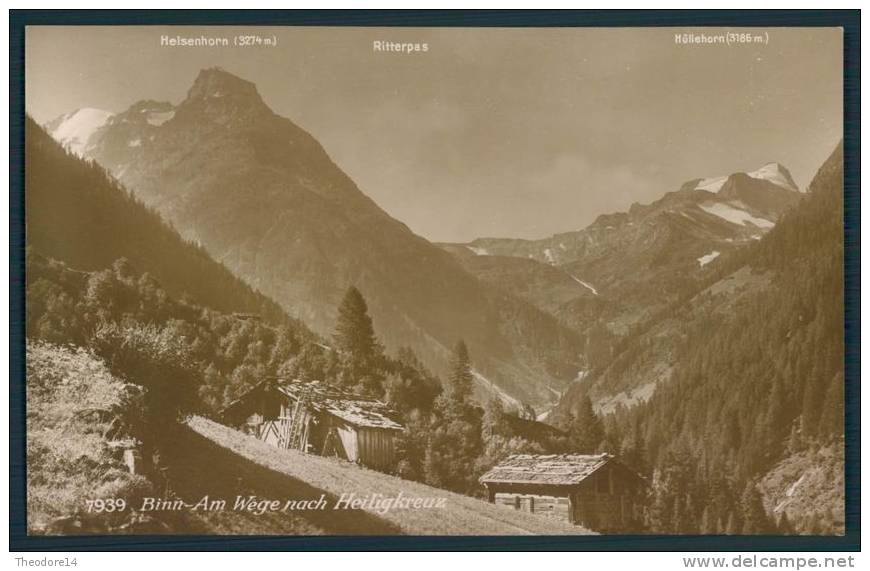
746,162,800,192
45,107,114,156
184,67,263,104
693,162,799,193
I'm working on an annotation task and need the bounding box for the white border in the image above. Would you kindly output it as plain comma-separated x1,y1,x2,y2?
3,3,866,566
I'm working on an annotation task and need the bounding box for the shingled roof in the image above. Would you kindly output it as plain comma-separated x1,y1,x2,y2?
479,453,614,486
277,381,403,431
222,378,403,431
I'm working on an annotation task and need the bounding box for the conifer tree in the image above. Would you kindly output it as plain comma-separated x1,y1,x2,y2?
333,286,385,394
570,395,605,453
670,495,684,535
819,372,845,436
777,511,795,535
725,510,740,535
740,482,772,534
423,340,483,494
334,286,379,360
482,395,509,440
683,493,698,534
623,417,648,475
700,506,714,535
446,340,474,405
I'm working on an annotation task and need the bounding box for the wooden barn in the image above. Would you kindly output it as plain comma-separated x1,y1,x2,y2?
479,453,645,532
222,379,404,471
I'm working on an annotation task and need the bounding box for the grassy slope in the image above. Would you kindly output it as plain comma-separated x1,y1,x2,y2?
185,417,593,536
26,341,151,533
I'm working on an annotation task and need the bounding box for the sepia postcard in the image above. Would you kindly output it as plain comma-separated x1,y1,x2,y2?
9,11,859,551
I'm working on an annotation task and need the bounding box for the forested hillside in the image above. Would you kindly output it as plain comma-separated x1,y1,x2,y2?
25,120,579,519
26,116,292,326
27,251,324,413
26,249,584,498
555,142,845,534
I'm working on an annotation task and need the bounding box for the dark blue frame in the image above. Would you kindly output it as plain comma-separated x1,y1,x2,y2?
9,9,860,551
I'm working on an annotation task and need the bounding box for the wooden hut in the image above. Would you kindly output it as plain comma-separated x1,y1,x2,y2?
223,379,404,471
479,453,645,532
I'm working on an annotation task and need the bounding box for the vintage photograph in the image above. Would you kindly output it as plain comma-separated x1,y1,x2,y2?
20,24,845,538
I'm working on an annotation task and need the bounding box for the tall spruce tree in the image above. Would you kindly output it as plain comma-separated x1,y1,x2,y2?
777,511,795,535
423,340,483,494
334,286,379,359
740,482,773,534
482,395,510,440
700,506,715,534
333,286,384,394
446,340,474,404
571,395,605,453
725,510,740,535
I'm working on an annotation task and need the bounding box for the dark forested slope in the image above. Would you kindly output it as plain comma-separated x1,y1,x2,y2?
555,142,845,534
26,116,293,326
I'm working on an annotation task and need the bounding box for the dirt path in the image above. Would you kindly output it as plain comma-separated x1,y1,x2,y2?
157,422,402,535
164,416,593,536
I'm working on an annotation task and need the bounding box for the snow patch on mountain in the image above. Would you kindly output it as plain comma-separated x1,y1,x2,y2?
128,138,141,148
694,162,799,193
699,202,775,229
466,246,490,256
48,108,113,156
748,162,800,192
696,175,728,193
697,250,721,267
543,248,555,264
570,276,598,295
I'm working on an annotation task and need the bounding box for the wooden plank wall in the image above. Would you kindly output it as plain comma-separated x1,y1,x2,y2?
494,492,571,522
336,424,358,463
356,428,396,470
241,397,400,471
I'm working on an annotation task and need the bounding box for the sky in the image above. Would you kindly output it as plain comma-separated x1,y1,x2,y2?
26,26,843,242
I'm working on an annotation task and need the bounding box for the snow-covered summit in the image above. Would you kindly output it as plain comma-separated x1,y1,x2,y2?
747,162,800,192
694,162,800,194
45,107,113,157
695,175,729,193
